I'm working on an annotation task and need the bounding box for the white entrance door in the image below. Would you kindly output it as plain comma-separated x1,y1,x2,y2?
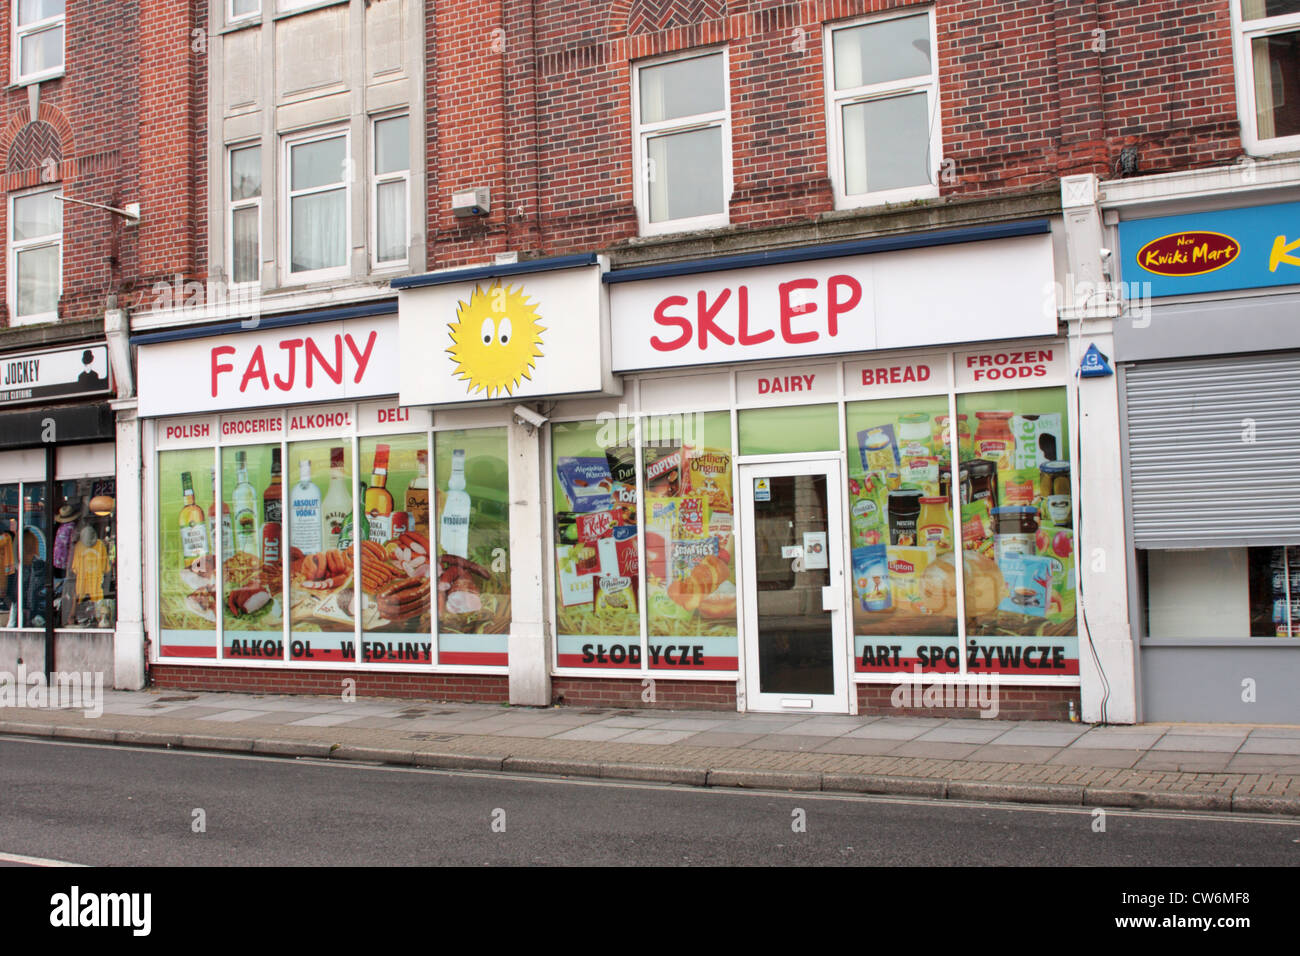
739,459,850,714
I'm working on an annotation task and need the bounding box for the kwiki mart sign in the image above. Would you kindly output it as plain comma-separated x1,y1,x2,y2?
1117,200,1300,297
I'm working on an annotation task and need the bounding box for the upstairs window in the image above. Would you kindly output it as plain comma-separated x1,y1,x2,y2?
283,129,350,282
229,0,259,24
13,0,64,83
228,144,262,286
825,9,940,207
1234,1,1300,153
8,186,62,325
633,50,730,236
372,114,409,267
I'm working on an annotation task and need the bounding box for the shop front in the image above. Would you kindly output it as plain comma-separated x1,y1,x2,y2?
1114,197,1300,723
0,341,118,680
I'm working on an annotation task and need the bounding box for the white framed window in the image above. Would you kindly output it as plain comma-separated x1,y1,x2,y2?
7,185,62,326
824,8,941,208
12,0,65,84
228,143,262,287
281,127,350,283
228,0,260,25
632,49,731,236
1232,0,1300,154
371,113,409,268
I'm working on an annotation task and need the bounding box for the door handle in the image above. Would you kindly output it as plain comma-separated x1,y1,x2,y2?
821,585,839,611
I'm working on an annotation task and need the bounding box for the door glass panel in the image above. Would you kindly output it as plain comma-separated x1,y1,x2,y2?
738,404,839,455
0,485,18,627
157,449,218,658
753,473,834,694
846,395,959,674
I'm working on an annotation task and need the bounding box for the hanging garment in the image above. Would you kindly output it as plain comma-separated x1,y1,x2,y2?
70,539,109,602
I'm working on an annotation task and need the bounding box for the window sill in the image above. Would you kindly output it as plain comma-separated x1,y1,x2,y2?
638,213,731,239
8,69,65,90
834,184,941,212
7,312,60,328
218,16,262,36
272,0,348,22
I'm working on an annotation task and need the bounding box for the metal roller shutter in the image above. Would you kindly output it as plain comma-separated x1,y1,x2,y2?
1125,352,1300,548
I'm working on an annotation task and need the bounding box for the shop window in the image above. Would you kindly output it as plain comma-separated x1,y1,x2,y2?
53,478,116,630
633,50,730,236
1234,1,1300,154
552,418,642,666
0,484,17,627
372,114,409,267
287,440,354,660
955,388,1076,672
434,429,510,666
283,128,349,281
228,144,262,287
220,444,282,657
737,404,839,455
643,411,737,668
229,0,259,23
8,186,62,326
13,0,64,83
1143,546,1299,638
845,395,959,673
157,450,218,657
825,9,939,207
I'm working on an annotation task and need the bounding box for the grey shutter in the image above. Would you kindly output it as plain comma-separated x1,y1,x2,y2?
1124,352,1300,548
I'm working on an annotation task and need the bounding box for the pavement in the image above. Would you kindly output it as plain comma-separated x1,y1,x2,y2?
3,688,1300,816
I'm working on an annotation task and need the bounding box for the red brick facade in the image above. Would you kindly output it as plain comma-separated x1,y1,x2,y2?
151,663,510,703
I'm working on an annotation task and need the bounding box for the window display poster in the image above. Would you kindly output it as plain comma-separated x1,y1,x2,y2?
157,448,218,657
845,395,961,673
434,428,510,666
956,387,1078,675
642,411,738,670
287,440,356,661
221,445,283,658
553,419,642,667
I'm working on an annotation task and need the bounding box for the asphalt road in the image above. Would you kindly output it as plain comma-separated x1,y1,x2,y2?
2,737,1298,867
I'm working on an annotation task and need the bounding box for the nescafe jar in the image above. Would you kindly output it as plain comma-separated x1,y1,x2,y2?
966,459,998,508
888,490,923,546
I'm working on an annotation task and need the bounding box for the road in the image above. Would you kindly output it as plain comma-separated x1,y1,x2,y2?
1,737,1298,866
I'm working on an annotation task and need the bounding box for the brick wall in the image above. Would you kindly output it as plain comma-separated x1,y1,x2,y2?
552,676,738,710
857,682,1081,721
151,663,510,702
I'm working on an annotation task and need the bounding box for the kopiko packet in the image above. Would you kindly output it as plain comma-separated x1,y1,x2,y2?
557,456,614,513
685,448,733,513
645,448,684,496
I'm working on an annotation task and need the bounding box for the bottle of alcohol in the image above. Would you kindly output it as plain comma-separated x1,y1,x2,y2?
405,449,430,530
364,444,395,543
321,447,351,551
208,467,234,561
232,450,259,555
340,481,370,551
262,447,282,566
178,471,208,568
440,448,470,559
290,457,323,555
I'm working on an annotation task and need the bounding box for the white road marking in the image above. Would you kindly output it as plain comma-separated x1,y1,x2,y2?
0,850,85,867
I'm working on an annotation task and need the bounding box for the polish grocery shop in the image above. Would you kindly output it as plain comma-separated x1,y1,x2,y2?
128,220,1125,720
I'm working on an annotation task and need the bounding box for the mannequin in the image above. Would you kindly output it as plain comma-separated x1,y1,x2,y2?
70,523,109,603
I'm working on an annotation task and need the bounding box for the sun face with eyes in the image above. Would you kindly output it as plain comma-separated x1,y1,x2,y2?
446,282,546,398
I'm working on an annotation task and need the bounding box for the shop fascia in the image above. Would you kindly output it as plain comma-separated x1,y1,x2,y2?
523,221,1087,689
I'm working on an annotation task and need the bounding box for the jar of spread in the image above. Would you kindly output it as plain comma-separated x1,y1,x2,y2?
934,414,971,459
897,413,932,457
973,411,1016,471
887,490,923,546
917,497,952,553
965,459,998,508
1039,461,1071,526
992,505,1039,565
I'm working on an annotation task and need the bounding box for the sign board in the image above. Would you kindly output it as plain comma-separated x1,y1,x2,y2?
397,263,619,406
137,315,400,417
0,343,111,407
1078,343,1113,378
610,233,1055,372
1117,200,1300,297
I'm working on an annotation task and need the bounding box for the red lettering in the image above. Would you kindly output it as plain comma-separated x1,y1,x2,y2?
697,288,736,349
305,336,344,388
275,339,303,390
651,296,691,352
758,378,771,395
917,365,931,382
736,286,773,346
344,331,378,384
779,279,819,345
239,345,270,393
211,346,236,398
826,275,861,337
803,374,814,390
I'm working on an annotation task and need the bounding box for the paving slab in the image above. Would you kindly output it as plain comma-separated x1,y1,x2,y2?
1238,736,1300,755
844,723,930,740
916,726,1006,744
1047,749,1144,769
1133,751,1234,772
287,713,369,727
965,744,1065,764
746,734,831,753
1151,734,1246,753
989,729,1088,747
196,709,275,723
680,731,765,748
888,741,982,760
1070,733,1166,749
1226,754,1300,774
812,737,902,756
550,725,636,742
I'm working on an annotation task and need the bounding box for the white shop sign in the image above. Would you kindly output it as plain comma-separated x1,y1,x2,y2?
610,233,1055,372
845,352,951,398
397,262,619,406
137,315,399,417
954,344,1069,391
736,363,838,405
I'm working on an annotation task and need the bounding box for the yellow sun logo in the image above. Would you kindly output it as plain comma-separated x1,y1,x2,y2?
446,282,546,398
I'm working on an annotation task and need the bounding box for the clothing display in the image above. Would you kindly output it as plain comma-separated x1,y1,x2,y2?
70,539,109,602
